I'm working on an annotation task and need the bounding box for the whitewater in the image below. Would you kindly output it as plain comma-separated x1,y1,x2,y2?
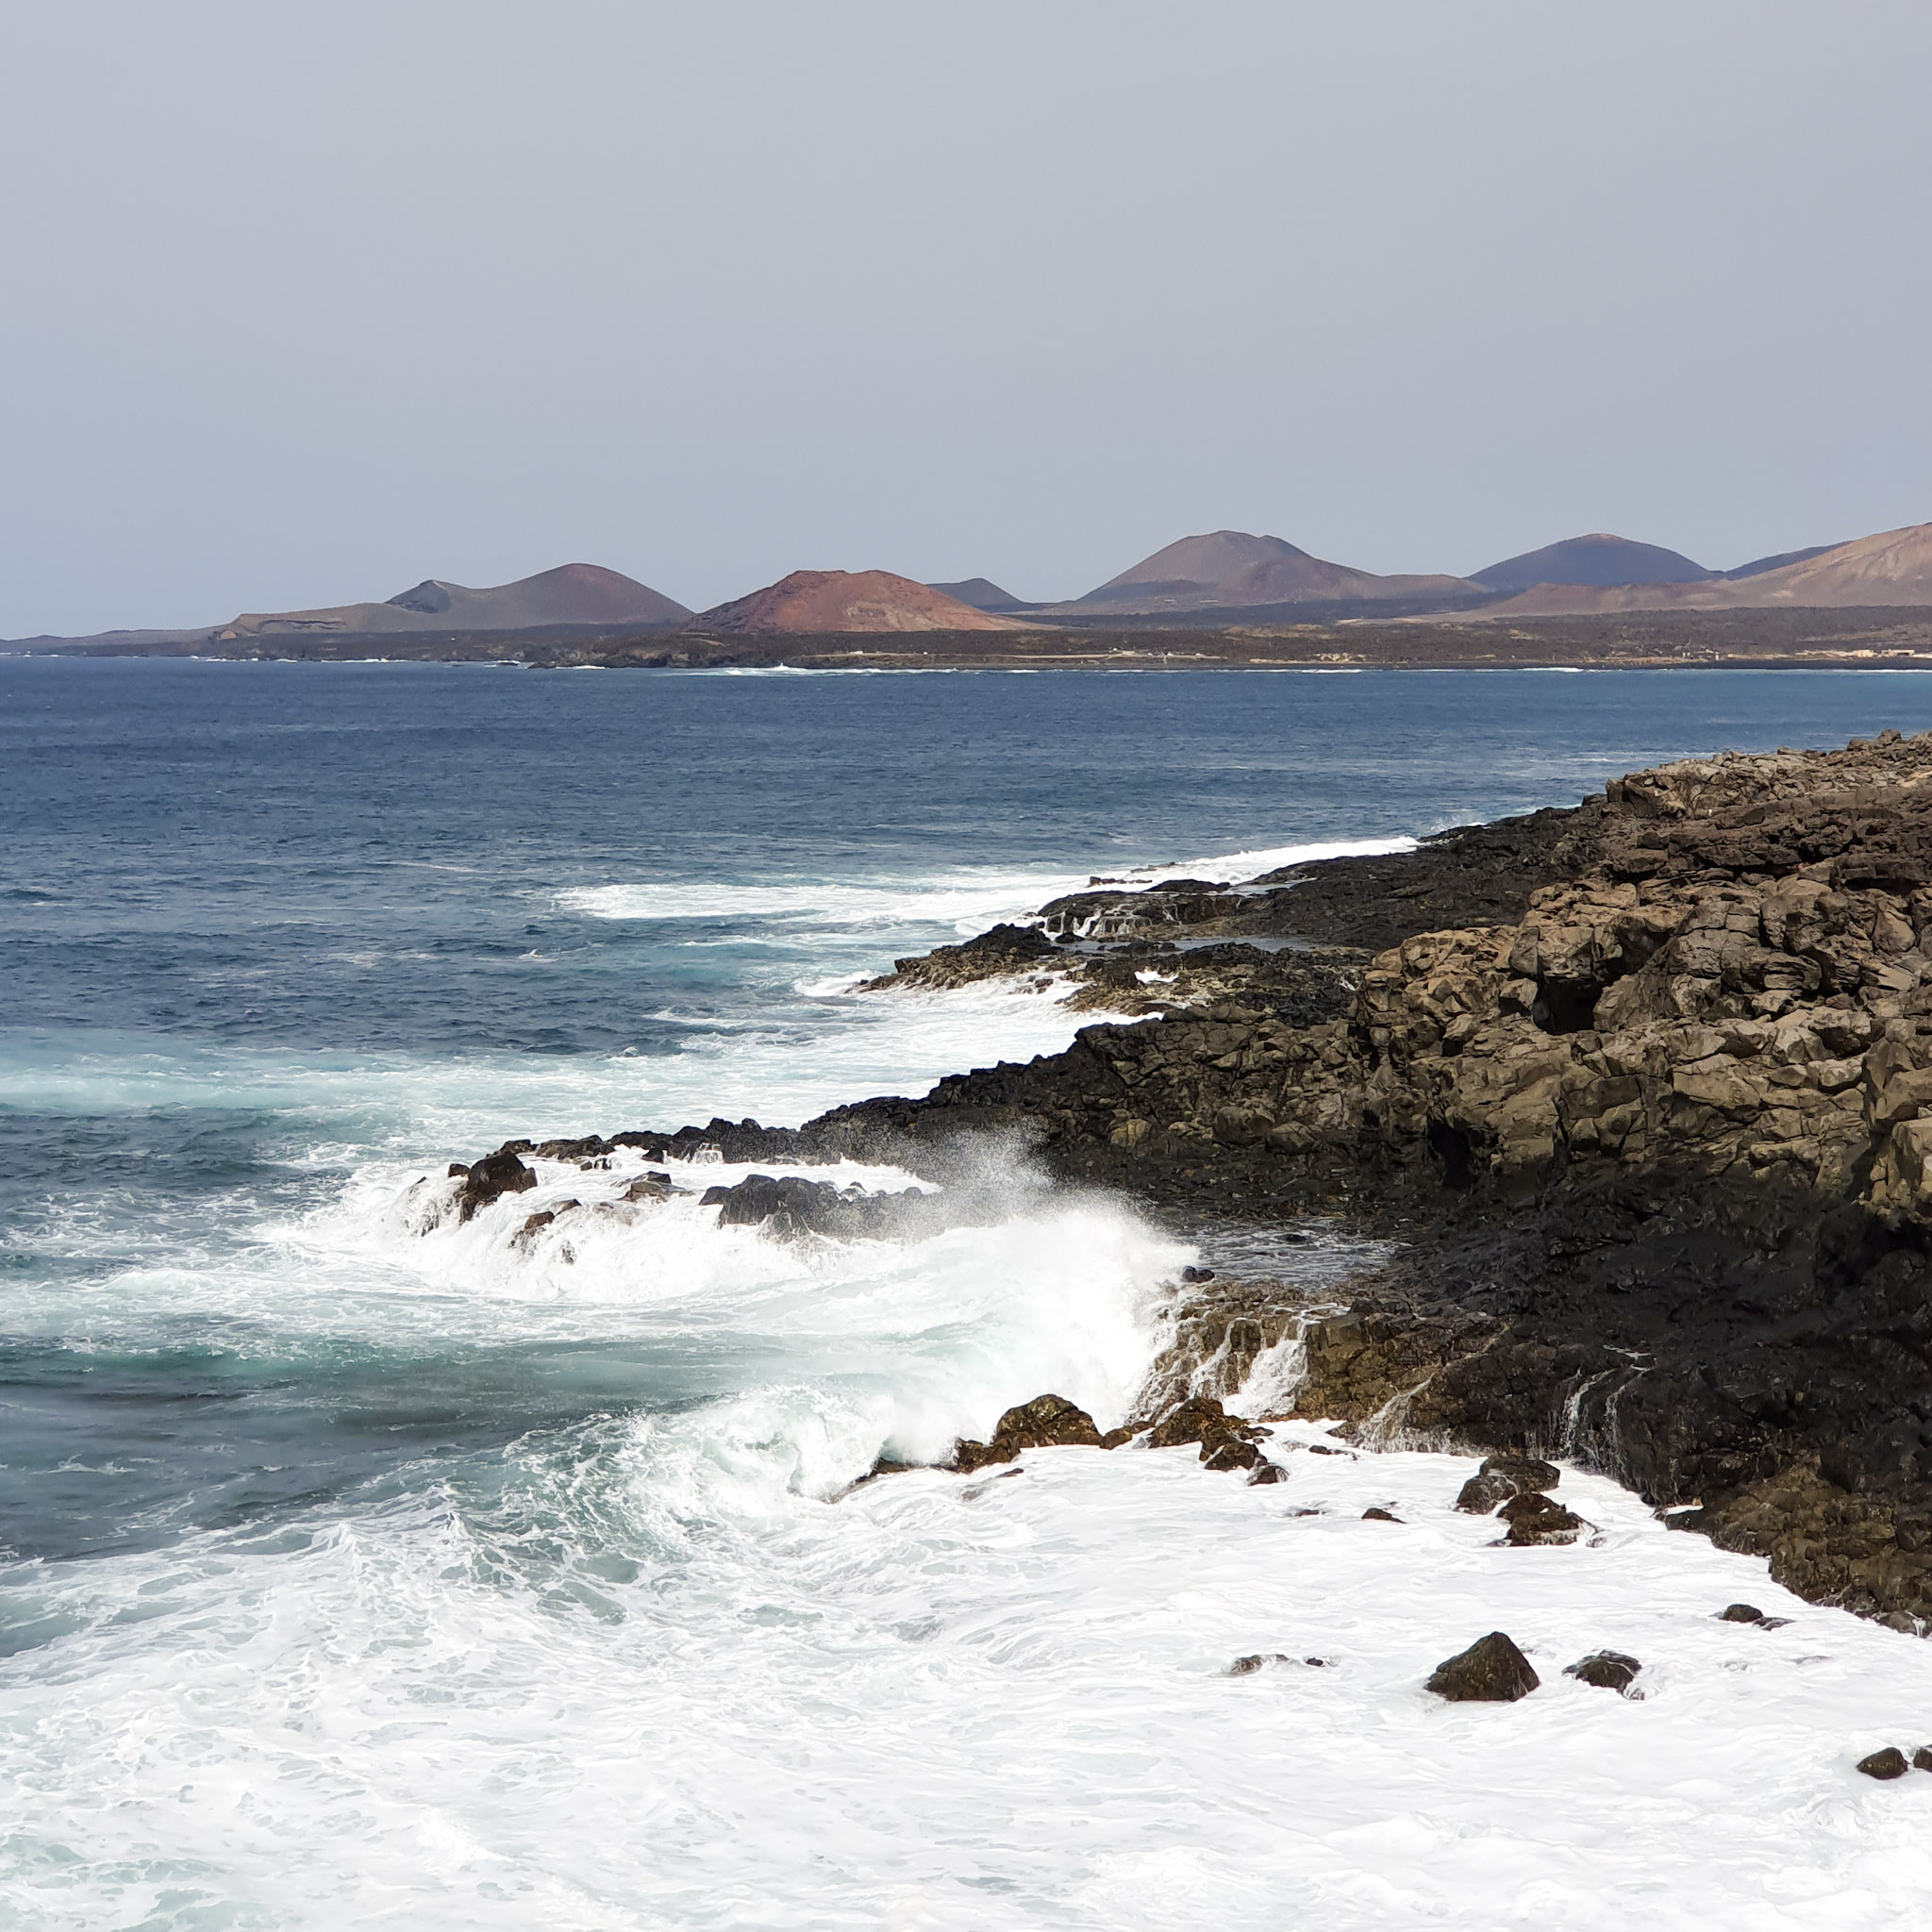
8,659,1932,1928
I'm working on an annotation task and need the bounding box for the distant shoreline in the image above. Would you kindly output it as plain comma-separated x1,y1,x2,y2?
12,606,1932,673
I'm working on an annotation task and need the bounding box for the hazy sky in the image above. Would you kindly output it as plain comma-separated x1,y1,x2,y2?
4,1,1929,634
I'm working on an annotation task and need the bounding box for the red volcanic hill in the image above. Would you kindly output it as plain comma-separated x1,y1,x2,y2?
687,570,1038,635
222,563,689,638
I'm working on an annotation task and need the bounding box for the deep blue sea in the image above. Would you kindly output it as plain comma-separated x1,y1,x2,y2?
8,658,1932,1928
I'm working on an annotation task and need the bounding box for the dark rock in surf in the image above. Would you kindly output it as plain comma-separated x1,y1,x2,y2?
456,1146,538,1223
1455,1471,1520,1514
1480,1454,1560,1494
1146,1395,1247,1449
1425,1631,1540,1703
1362,1507,1402,1523
1913,1745,1932,1772
1857,1747,1909,1780
947,1393,1107,1473
1564,1650,1642,1695
1203,1437,1263,1472
1497,1492,1584,1545
1227,1653,1291,1675
1248,1462,1289,1485
1720,1603,1769,1624
701,1173,948,1241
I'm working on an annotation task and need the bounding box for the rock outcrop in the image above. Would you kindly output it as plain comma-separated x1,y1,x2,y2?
1425,1632,1540,1702
448,731,1932,1627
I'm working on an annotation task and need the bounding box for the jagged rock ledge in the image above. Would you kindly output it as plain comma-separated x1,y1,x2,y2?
456,730,1932,1627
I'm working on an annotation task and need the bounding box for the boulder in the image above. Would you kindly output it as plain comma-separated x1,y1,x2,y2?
1563,1650,1642,1695
1247,1462,1289,1486
1497,1492,1584,1545
1425,1631,1540,1702
991,1393,1105,1450
456,1147,538,1223
1455,1471,1519,1514
1719,1603,1767,1624
1362,1507,1403,1523
1857,1747,1910,1780
1479,1454,1560,1493
1913,1746,1932,1773
948,1392,1107,1472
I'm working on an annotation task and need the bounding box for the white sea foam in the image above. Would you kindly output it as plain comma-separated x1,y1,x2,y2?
558,836,1413,936
8,1411,1929,1929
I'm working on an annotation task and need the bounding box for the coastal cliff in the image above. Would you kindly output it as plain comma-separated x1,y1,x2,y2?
459,731,1932,1627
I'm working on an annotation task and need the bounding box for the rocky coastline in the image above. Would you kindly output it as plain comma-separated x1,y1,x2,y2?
451,730,1932,1630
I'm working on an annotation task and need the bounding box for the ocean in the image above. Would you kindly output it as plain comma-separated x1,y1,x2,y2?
6,657,1932,1928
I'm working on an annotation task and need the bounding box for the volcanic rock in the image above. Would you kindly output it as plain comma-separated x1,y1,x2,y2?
1857,1747,1910,1780
1425,1632,1541,1702
455,1147,538,1222
948,1393,1108,1472
1564,1651,1643,1695
1497,1492,1585,1545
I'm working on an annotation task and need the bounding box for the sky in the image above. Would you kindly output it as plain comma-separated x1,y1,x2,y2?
3,0,1929,634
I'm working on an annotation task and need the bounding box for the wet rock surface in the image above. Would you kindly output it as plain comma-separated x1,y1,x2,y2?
1857,1746,1910,1780
1565,1650,1642,1695
1425,1631,1541,1702
948,1394,1111,1473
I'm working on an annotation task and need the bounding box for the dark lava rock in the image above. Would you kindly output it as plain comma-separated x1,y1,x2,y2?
624,1172,675,1202
948,1393,1106,1472
1455,1471,1520,1515
1425,1631,1541,1703
1479,1455,1559,1494
1362,1507,1403,1523
701,1173,948,1241
456,1147,538,1223
1497,1492,1584,1545
992,1393,1105,1450
1720,1604,1769,1624
1564,1650,1642,1695
1913,1746,1932,1773
1181,1265,1217,1283
1857,1747,1910,1780
1203,1437,1263,1472
1248,1462,1289,1486
518,1210,556,1237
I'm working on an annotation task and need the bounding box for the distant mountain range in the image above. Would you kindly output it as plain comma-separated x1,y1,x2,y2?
1480,524,1932,616
9,519,1932,649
